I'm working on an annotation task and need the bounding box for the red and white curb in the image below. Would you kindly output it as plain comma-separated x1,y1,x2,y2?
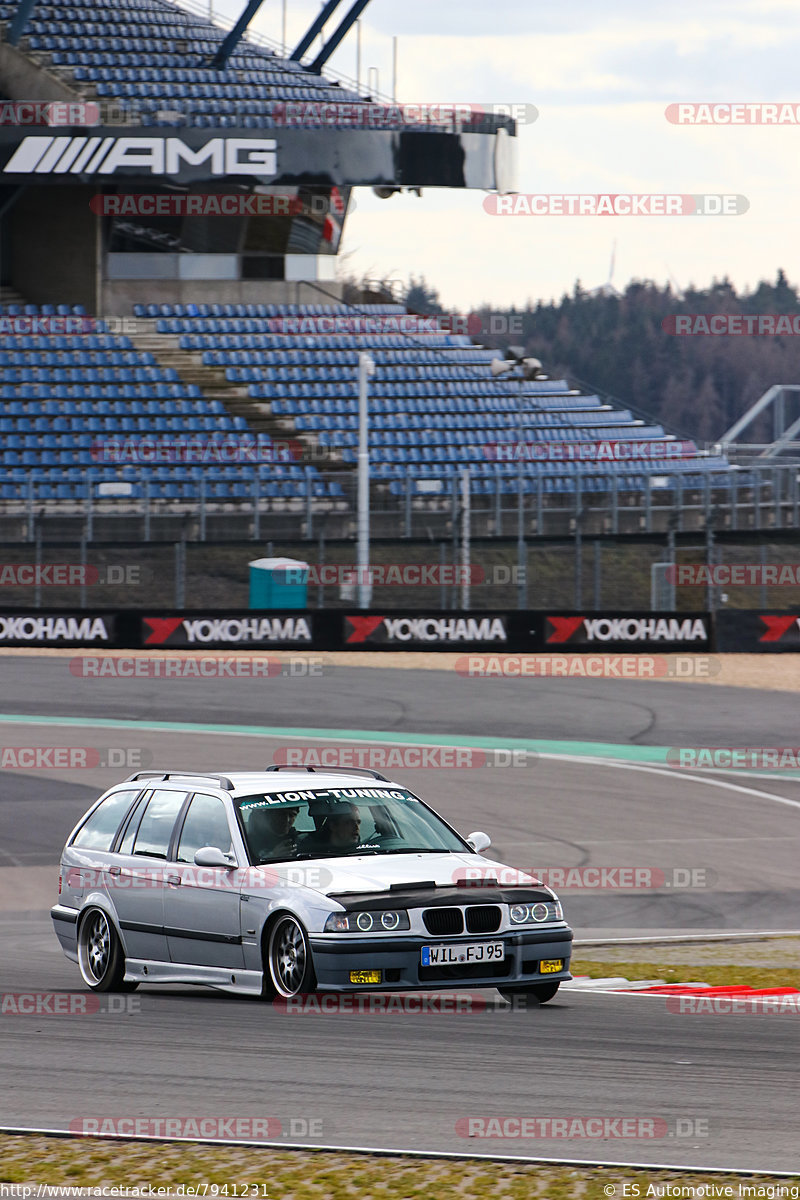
563,977,800,1008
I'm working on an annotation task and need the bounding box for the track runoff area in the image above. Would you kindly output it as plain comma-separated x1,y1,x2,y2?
1,652,799,1178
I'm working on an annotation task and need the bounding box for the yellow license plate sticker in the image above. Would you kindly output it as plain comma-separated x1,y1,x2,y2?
350,970,382,984
540,959,564,974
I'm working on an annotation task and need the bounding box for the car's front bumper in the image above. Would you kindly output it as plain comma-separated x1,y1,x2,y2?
309,925,572,991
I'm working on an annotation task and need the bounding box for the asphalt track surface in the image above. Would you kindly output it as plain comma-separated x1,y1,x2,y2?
1,658,799,1171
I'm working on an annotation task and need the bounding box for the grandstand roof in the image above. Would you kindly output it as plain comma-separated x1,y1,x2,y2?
0,0,516,187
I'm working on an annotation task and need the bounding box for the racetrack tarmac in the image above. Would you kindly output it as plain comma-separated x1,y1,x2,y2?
1,914,797,1172
0,658,798,1169
0,654,798,746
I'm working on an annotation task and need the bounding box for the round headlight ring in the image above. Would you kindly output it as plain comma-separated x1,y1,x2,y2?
531,903,550,922
356,912,374,931
510,904,529,924
381,911,400,930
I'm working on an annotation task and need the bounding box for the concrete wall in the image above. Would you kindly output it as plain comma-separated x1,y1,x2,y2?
9,186,99,310
0,41,82,104
101,277,345,316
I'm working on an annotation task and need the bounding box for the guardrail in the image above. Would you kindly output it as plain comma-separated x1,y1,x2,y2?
0,464,798,542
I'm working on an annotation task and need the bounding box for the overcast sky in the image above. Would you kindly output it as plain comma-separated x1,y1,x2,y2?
206,0,800,309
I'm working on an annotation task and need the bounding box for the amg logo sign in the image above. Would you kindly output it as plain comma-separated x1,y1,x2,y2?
3,136,277,177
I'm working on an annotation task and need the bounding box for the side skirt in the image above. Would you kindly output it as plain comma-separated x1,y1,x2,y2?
124,960,264,996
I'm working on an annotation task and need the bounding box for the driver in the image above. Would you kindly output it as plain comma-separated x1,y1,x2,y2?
248,804,300,861
326,803,361,850
298,801,361,854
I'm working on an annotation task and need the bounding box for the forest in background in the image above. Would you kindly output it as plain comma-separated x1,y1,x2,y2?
394,271,800,445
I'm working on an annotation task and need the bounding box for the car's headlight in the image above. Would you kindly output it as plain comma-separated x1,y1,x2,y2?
509,900,563,925
324,909,410,933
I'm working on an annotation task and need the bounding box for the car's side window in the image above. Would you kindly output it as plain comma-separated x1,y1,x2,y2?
131,789,188,860
176,793,233,864
116,791,152,856
71,789,140,851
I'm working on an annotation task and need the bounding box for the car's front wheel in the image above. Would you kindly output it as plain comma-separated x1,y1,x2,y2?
77,908,138,993
498,981,561,1004
266,915,317,999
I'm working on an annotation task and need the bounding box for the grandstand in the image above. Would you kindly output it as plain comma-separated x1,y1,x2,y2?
0,0,793,540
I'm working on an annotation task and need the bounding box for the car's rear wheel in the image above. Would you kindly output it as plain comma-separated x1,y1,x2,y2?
498,981,561,1004
77,907,138,993
266,915,317,999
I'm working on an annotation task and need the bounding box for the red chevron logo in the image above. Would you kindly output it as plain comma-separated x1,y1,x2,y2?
758,615,798,643
344,616,385,644
546,616,585,644
142,617,184,646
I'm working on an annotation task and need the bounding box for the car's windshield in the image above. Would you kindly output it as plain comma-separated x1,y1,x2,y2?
237,784,468,864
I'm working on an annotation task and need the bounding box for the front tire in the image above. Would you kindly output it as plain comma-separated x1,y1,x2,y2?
266,915,317,1000
77,908,138,993
498,981,561,1004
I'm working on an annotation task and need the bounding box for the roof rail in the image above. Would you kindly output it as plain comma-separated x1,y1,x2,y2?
265,764,389,783
125,771,235,791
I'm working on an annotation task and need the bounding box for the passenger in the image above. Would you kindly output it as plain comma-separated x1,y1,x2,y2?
248,804,300,861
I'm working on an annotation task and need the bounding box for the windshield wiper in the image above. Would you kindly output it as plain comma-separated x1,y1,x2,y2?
376,847,444,855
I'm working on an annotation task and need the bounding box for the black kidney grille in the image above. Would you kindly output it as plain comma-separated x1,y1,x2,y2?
465,905,502,933
423,907,464,935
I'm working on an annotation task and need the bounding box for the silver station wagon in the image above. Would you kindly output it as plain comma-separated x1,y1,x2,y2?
51,768,573,1003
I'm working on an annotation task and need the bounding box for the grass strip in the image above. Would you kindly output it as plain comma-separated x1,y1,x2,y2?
571,961,800,988
0,1134,798,1198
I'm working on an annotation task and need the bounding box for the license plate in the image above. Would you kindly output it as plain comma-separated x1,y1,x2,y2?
350,970,382,984
421,942,505,966
540,959,564,974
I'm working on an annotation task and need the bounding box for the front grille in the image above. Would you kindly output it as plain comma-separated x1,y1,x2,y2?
422,907,464,935
465,905,502,933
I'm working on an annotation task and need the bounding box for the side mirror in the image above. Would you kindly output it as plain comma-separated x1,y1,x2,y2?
466,831,491,853
194,846,236,869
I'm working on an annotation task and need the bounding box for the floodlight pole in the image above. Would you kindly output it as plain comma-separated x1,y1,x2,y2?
460,469,471,610
357,352,375,608
516,372,527,609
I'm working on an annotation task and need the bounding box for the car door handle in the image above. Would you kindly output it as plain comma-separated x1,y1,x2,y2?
108,866,121,876
165,873,181,886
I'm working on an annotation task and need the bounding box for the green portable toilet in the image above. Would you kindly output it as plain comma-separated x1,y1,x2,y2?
249,557,309,609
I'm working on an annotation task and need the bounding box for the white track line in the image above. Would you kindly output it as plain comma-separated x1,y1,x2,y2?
0,1126,797,1176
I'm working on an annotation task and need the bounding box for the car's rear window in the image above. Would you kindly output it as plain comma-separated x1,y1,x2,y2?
71,789,140,851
